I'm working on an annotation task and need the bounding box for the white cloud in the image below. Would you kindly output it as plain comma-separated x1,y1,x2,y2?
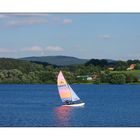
1,14,73,28
0,13,48,19
97,35,112,40
7,18,48,27
21,46,43,52
0,45,63,55
51,17,73,25
63,19,72,24
45,46,64,52
11,13,48,17
20,45,64,55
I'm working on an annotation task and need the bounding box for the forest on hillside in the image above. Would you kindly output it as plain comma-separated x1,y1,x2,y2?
0,58,140,84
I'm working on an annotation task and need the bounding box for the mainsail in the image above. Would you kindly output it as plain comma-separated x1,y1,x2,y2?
57,71,80,103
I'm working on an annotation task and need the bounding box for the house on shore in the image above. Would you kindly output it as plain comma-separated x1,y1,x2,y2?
77,75,93,81
127,64,135,71
108,67,114,71
77,74,99,81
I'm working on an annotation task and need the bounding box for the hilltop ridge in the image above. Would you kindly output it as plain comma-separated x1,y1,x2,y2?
20,55,88,66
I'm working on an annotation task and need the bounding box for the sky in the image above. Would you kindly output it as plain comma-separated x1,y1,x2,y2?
0,13,140,60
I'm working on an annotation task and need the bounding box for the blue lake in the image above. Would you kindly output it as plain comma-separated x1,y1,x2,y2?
0,84,140,127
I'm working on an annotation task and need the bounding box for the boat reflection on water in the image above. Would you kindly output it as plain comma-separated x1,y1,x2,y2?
54,106,74,126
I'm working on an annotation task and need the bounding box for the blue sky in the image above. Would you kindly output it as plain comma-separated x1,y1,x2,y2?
0,13,140,60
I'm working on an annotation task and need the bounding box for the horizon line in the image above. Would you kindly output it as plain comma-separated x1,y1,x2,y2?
0,55,139,61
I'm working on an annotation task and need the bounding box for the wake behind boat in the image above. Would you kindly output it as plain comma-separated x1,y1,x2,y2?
57,71,85,107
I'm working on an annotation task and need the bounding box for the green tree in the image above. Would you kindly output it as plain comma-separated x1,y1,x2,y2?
114,61,128,71
108,73,126,84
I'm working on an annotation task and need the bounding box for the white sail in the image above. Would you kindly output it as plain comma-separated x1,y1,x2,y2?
68,85,80,101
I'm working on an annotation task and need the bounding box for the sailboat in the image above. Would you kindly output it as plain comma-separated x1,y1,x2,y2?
57,71,85,107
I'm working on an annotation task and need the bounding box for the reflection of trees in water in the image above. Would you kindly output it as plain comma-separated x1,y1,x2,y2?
54,106,73,126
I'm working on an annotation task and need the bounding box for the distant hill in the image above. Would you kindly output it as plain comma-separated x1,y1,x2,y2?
0,58,46,73
20,56,88,66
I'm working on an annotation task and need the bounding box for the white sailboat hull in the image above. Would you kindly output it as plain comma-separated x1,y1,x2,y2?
63,102,85,107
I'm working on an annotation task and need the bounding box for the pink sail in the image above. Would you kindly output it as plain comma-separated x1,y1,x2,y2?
57,71,80,103
57,71,72,102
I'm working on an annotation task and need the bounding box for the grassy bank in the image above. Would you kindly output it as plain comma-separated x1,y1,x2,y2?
110,70,140,77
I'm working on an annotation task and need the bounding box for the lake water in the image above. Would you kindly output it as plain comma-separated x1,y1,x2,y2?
0,84,140,127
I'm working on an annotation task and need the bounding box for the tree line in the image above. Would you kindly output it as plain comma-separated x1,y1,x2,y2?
0,58,140,84
85,59,140,70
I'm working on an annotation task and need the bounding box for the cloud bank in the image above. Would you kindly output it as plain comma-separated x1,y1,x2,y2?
21,46,43,52
8,19,48,27
0,45,64,54
45,46,64,52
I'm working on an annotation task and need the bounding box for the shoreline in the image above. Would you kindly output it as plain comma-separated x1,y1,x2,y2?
0,83,140,85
